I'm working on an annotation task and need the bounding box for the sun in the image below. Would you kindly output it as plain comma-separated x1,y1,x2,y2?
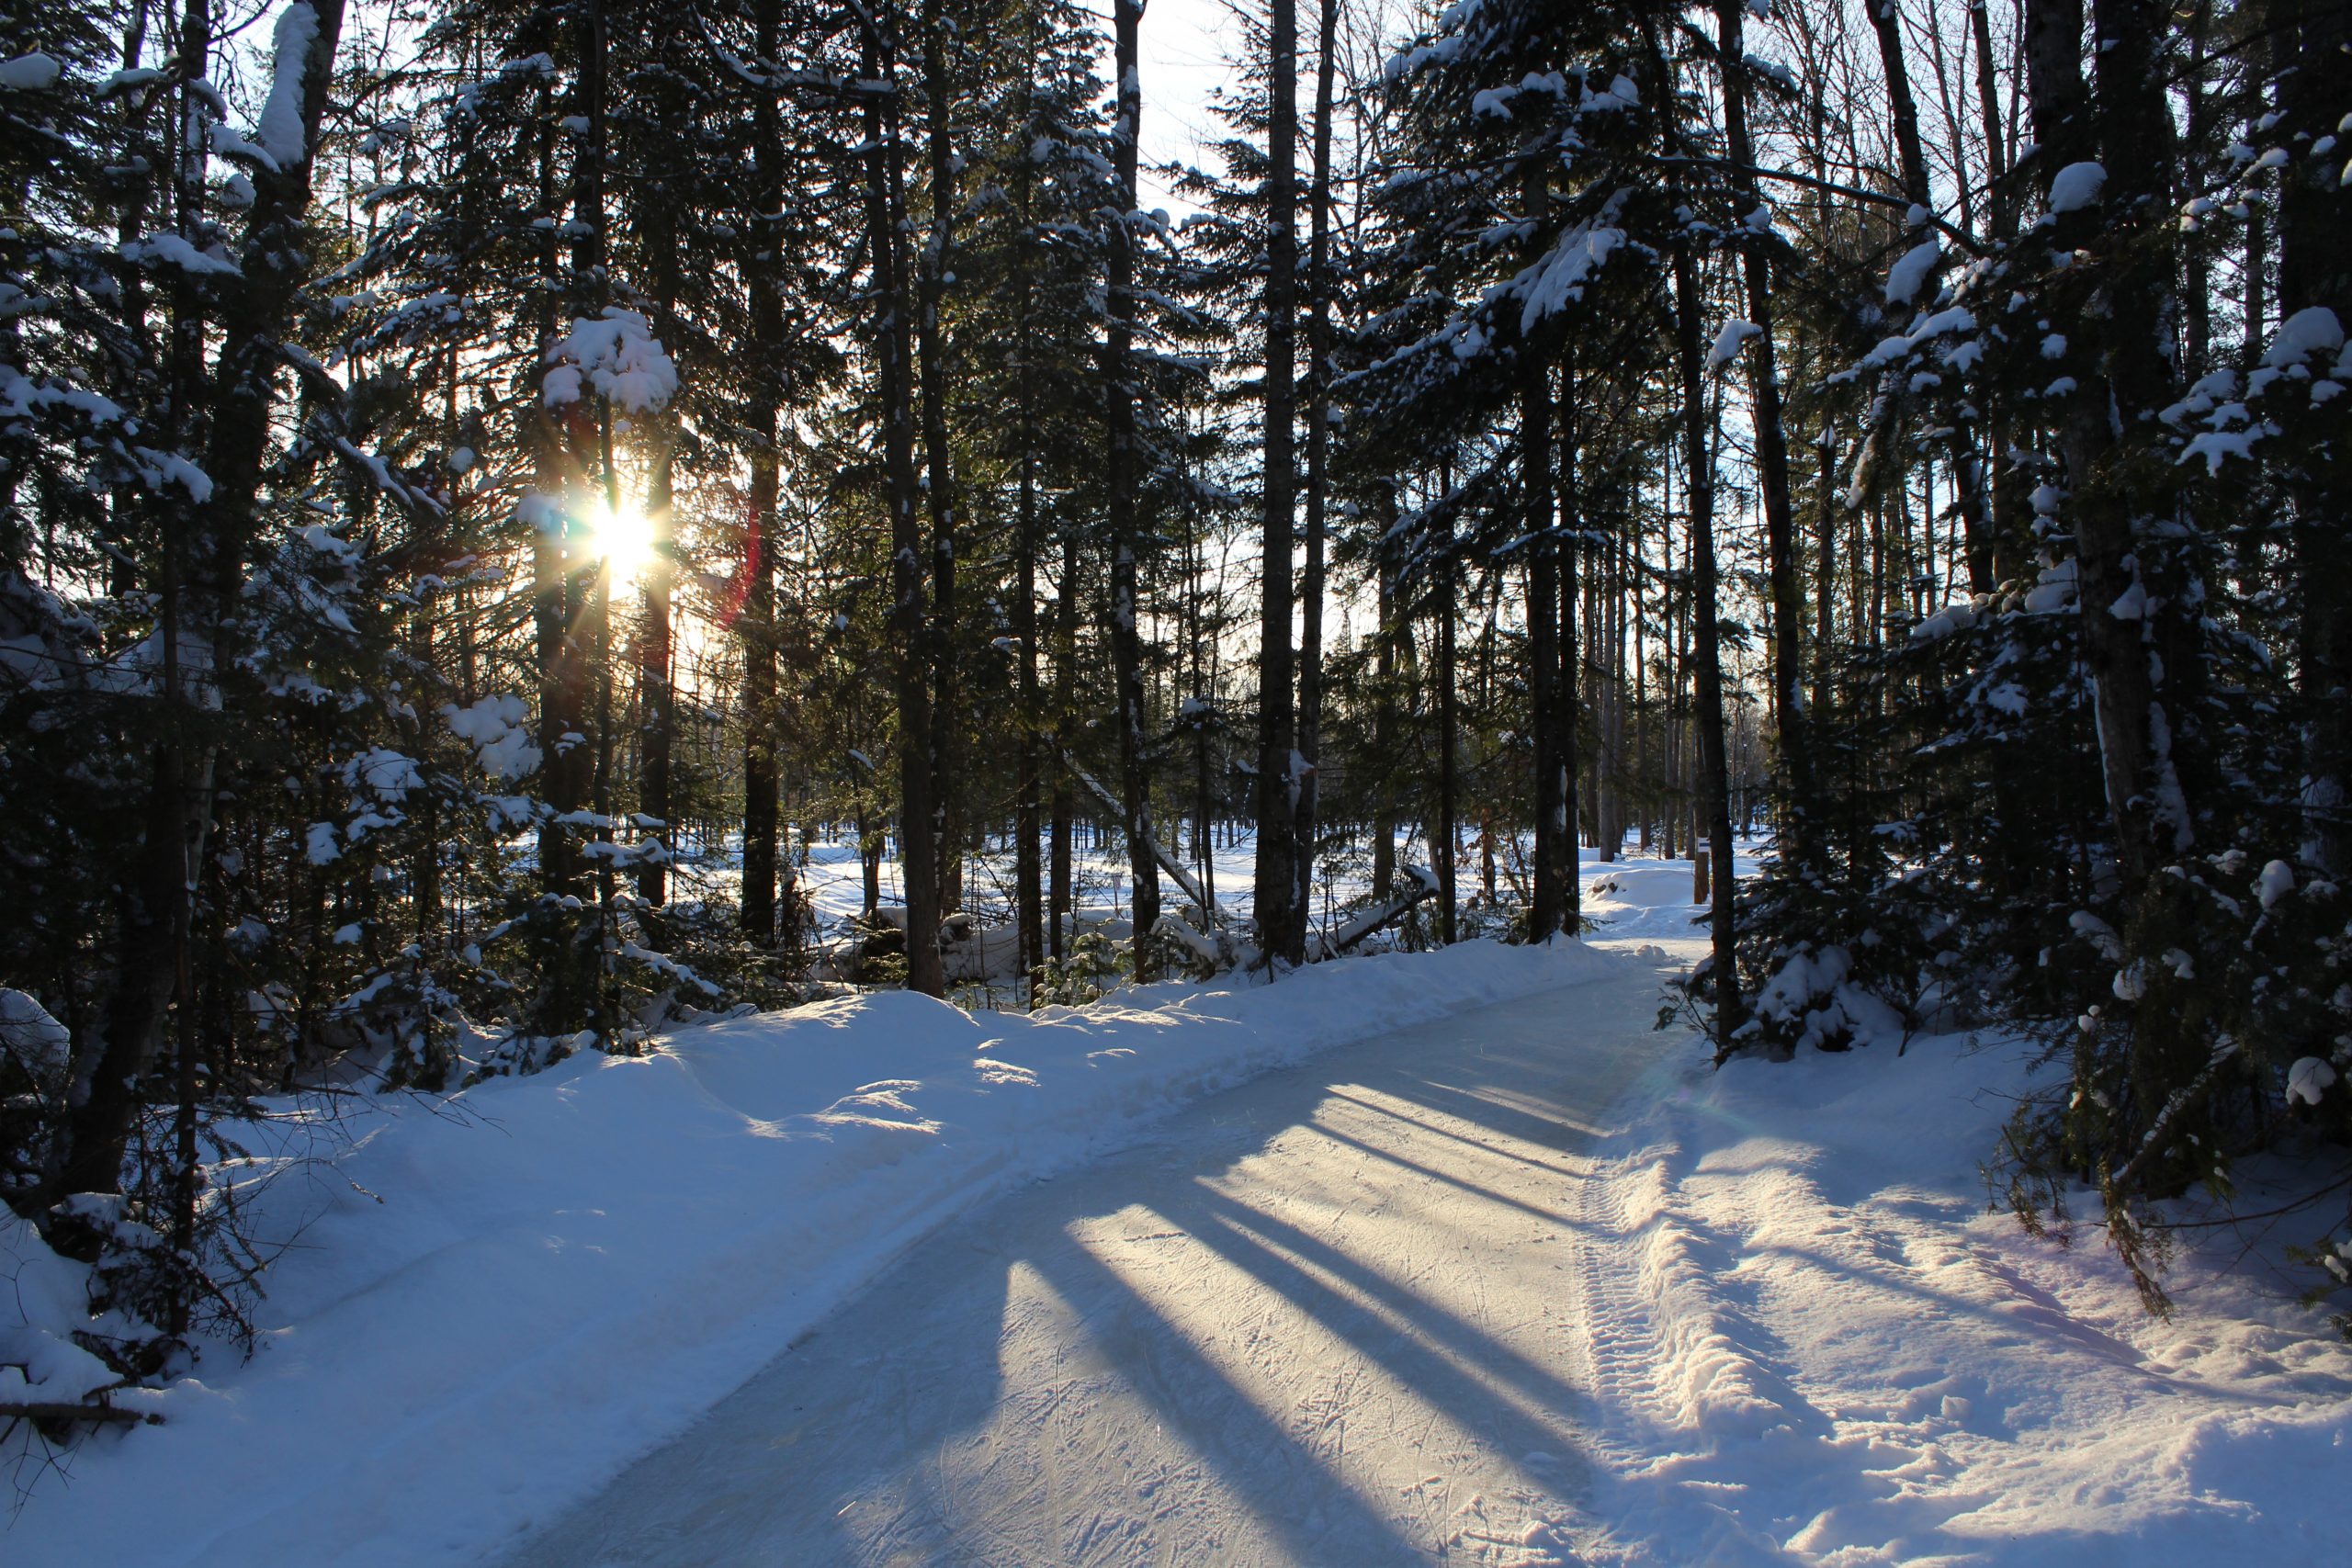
588,498,656,587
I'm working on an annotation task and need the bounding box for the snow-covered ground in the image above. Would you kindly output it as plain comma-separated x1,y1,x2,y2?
1572,1032,2352,1564
696,828,1737,988
13,841,2346,1565
4,920,1629,1566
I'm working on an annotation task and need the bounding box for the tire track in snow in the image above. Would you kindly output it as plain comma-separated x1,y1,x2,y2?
501,962,1673,1567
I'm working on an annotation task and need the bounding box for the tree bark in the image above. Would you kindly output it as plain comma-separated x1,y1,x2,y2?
1252,0,1302,965
1716,0,1821,874
1295,0,1340,944
859,17,944,994
54,0,348,1206
2273,0,2352,874
1106,0,1161,977
1651,23,1740,1044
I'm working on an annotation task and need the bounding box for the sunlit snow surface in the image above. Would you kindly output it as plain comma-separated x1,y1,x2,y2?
11,845,2349,1566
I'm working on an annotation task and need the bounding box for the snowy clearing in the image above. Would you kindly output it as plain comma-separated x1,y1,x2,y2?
12,846,2347,1565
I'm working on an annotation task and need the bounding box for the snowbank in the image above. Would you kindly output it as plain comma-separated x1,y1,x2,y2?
8,939,1622,1568
1566,1032,2352,1564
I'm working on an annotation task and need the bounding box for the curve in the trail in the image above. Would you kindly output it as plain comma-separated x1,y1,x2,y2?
502,964,1674,1568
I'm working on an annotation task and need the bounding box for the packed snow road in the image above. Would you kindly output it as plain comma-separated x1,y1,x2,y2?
503,968,1668,1568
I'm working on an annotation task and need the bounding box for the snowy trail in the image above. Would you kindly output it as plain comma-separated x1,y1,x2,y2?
502,968,1670,1568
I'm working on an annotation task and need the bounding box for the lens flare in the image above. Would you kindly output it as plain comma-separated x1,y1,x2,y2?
589,499,655,587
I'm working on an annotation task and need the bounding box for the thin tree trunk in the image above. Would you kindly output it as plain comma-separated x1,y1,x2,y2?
740,0,788,946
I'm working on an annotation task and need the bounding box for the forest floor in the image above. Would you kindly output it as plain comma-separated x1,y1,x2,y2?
10,850,2351,1565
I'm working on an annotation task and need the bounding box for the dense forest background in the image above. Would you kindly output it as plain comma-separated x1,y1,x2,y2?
3,0,2349,1395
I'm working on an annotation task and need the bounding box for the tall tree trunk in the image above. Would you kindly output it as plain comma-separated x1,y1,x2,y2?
2274,0,2352,874
1371,485,1400,905
740,0,788,946
1106,0,1160,976
54,0,348,1208
1012,46,1046,987
1525,171,1571,940
1252,0,1302,965
860,17,944,994
1716,0,1821,874
1529,397,1565,940
1049,525,1079,962
1435,465,1458,944
919,0,962,920
1295,0,1340,944
2028,0,2193,888
1869,0,1933,213
1651,24,1740,1045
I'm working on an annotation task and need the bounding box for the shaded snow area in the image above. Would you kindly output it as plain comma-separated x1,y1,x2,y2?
6,941,1622,1568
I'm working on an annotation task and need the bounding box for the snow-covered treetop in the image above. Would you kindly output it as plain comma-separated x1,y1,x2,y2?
544,308,680,414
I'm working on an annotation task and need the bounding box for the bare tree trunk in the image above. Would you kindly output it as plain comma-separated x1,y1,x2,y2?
1295,0,1340,950
1105,0,1160,976
1372,490,1399,904
1049,525,1079,961
1253,0,1302,965
2273,0,2352,873
1651,22,1740,1045
1012,44,1046,987
1716,0,1821,874
860,17,944,995
739,0,789,947
919,0,963,921
1434,465,1458,943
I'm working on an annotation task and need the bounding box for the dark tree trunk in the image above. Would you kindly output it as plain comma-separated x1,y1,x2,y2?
1012,44,1046,987
1652,24,1741,1046
739,0,788,946
919,0,962,921
1527,372,1569,940
860,18,944,994
1371,485,1400,905
54,0,348,1207
1716,0,1821,873
1252,0,1302,965
1049,525,1079,962
1106,0,1160,976
2274,0,2352,874
1295,0,1340,945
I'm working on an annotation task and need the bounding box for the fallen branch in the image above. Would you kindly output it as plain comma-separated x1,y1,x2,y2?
1057,750,1230,931
0,1399,154,1428
1321,865,1442,956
